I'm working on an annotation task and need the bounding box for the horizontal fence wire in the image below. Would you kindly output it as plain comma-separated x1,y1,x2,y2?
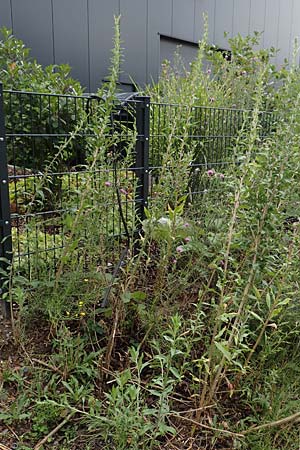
3,90,142,280
149,102,276,204
2,89,277,283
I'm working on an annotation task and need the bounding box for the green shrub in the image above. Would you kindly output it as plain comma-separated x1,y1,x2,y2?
0,27,82,94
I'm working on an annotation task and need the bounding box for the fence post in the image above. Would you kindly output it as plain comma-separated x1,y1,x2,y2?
135,96,150,224
0,83,13,319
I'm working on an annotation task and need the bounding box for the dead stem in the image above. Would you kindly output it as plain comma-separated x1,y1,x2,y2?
241,412,300,435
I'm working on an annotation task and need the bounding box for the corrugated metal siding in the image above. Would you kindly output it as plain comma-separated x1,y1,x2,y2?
147,0,172,83
276,0,294,65
173,0,195,42
52,0,89,89
120,0,147,86
160,37,198,74
11,0,54,67
1,0,300,89
195,0,215,42
214,0,234,45
88,0,119,91
290,0,300,65
0,0,12,29
249,0,266,39
232,0,250,37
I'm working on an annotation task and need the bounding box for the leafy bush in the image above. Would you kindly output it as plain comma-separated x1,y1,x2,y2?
0,27,82,94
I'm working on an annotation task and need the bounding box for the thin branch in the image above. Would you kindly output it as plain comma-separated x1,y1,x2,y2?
169,413,244,438
0,444,11,450
32,358,64,376
33,411,75,450
242,412,300,435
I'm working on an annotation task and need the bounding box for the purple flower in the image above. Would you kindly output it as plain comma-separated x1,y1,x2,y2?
206,68,212,75
183,222,190,228
105,181,112,187
120,188,128,195
184,236,191,243
207,169,215,177
176,245,184,253
218,173,225,180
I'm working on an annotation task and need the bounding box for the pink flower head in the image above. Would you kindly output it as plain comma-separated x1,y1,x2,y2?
207,169,215,177
105,181,112,187
206,68,212,75
183,222,190,228
176,245,184,253
184,236,191,243
120,188,128,195
218,173,225,180
172,258,177,264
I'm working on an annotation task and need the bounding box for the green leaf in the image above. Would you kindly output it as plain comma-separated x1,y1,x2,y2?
158,422,177,435
131,291,147,301
148,389,162,397
266,293,271,309
253,285,261,300
170,367,181,380
249,310,264,323
121,291,132,304
277,298,291,307
215,341,232,361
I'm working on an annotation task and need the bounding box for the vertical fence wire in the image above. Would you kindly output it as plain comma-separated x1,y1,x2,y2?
0,88,277,306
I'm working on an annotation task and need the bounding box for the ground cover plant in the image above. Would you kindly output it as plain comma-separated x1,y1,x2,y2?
1,17,300,450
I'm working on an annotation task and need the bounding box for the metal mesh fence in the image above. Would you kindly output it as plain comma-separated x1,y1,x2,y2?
149,102,276,205
0,88,277,289
2,90,145,280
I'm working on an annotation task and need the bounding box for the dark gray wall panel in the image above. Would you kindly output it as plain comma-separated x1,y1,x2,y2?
263,0,280,50
147,0,172,83
160,37,198,74
11,0,53,66
233,0,250,37
88,0,119,92
0,1,12,29
195,0,216,43
249,0,266,35
276,0,293,65
214,0,234,47
172,0,195,42
290,0,300,65
120,0,147,86
52,0,89,89
1,0,298,89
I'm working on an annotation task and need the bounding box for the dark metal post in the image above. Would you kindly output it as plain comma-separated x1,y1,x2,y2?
0,83,13,319
135,96,150,224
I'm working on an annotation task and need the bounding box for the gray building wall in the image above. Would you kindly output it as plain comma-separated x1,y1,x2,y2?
0,0,299,92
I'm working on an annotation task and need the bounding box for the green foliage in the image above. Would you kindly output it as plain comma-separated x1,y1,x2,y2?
2,17,300,450
0,27,82,94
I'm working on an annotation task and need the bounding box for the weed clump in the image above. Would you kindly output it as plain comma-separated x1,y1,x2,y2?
1,18,300,450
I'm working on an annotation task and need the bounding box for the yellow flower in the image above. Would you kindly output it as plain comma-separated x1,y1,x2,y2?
78,301,84,307
80,311,86,317
66,311,70,316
